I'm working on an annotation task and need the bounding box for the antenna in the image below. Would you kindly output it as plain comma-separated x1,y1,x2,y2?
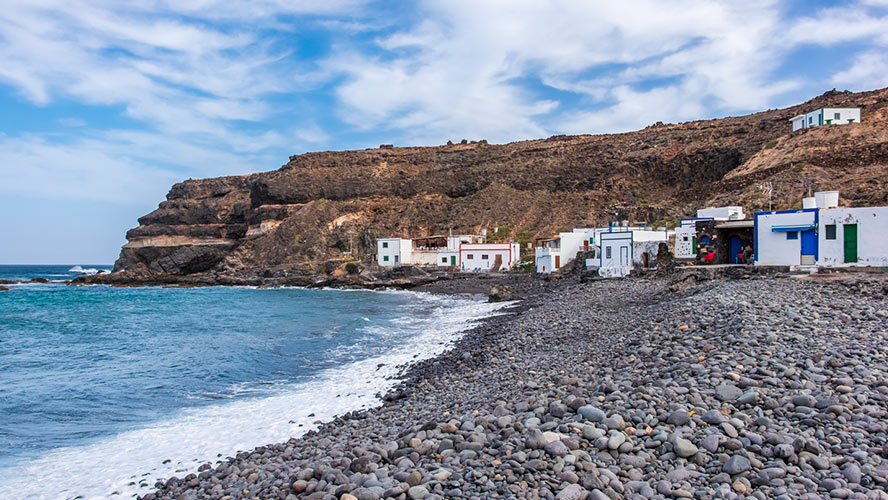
759,182,774,211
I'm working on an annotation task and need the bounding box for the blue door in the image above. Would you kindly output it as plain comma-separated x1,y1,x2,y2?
730,236,742,264
800,229,817,263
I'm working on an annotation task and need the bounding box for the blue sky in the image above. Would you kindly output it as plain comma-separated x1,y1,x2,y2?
1,0,887,264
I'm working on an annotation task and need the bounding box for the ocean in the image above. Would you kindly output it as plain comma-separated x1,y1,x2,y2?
0,265,506,499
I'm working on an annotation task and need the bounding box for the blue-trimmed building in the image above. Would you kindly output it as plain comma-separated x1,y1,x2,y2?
754,209,819,266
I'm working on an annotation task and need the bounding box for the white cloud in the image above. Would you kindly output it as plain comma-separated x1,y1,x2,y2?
0,1,343,153
325,0,809,142
832,51,888,90
0,126,324,205
785,5,888,46
0,134,181,204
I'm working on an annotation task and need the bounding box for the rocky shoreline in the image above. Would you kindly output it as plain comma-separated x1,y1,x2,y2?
69,266,479,291
137,272,888,500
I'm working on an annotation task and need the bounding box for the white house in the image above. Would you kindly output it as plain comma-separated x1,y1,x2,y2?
535,238,560,274
790,107,861,132
755,190,888,268
599,232,633,278
818,206,888,267
594,228,670,278
534,228,596,273
460,243,521,272
754,209,818,266
377,238,413,267
377,234,483,267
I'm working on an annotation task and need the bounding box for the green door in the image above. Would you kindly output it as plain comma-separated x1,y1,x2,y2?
843,224,858,263
450,255,456,266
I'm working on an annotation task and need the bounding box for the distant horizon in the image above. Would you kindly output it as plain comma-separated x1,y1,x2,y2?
2,0,887,264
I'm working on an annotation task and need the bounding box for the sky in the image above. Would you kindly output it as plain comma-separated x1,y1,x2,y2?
1,0,887,264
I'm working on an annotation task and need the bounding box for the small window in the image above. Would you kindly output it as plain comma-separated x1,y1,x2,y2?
808,117,813,124
786,231,798,240
606,247,612,259
441,257,447,263
682,236,688,241
834,112,841,120
481,254,489,260
467,254,474,259
825,224,836,240
382,242,388,248
383,255,389,261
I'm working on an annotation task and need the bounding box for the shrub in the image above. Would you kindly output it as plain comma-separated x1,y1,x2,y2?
765,139,778,149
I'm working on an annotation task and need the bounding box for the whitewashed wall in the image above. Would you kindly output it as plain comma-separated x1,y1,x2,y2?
804,109,821,128
818,207,888,267
675,226,696,259
559,230,594,267
377,238,402,266
437,251,458,267
535,250,556,273
410,251,438,266
599,233,633,278
754,211,815,266
460,243,519,271
822,108,861,126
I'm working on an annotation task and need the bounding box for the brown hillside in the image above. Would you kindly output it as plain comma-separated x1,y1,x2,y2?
113,87,888,276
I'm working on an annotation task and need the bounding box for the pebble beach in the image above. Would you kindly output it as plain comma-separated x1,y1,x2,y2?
145,273,888,500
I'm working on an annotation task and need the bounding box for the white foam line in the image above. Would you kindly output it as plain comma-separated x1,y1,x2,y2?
0,291,514,500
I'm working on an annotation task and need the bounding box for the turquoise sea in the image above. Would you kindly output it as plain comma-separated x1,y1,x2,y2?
0,265,504,499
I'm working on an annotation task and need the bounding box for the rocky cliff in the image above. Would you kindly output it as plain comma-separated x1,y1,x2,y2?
110,87,888,281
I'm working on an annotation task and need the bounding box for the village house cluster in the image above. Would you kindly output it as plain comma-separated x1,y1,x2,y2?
375,107,882,277
375,190,887,277
376,233,520,272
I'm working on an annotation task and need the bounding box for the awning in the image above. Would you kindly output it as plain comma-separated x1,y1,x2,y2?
772,224,814,232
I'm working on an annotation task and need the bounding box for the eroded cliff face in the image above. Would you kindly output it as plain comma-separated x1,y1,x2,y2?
113,87,888,277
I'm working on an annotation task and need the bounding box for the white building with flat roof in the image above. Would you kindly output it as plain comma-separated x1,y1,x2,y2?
790,107,861,132
534,228,596,273
599,232,633,278
460,243,521,272
376,238,412,267
818,206,888,267
377,233,521,271
594,228,670,278
754,209,818,266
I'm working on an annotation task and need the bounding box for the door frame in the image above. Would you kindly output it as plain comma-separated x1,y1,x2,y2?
843,224,858,263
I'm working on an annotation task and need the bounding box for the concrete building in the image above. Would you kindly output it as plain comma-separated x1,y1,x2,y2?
460,243,521,272
599,232,633,278
790,107,861,132
376,238,412,267
595,228,670,278
751,190,888,268
534,228,596,273
817,206,888,267
754,209,818,266
377,234,484,267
